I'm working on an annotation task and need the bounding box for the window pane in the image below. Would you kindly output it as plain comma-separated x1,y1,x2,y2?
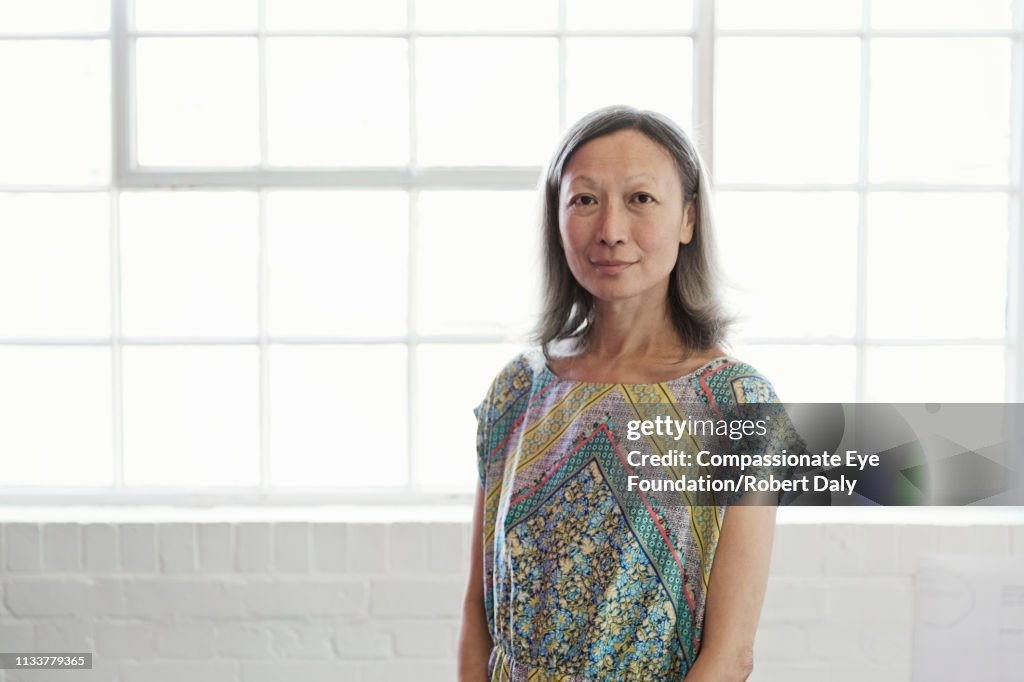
0,193,110,337
136,38,259,167
566,37,692,132
866,193,1007,340
267,191,408,337
715,38,861,183
122,345,260,486
565,0,693,30
0,41,109,186
266,38,409,166
0,347,113,486
266,0,406,31
270,344,407,487
872,0,1013,29
414,343,520,490
869,39,1011,184
729,344,857,403
0,0,108,33
717,192,858,339
416,191,541,335
717,0,861,29
415,0,556,31
119,192,259,338
416,38,559,165
133,0,257,32
864,346,1005,402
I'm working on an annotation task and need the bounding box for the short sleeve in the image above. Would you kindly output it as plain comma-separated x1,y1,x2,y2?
473,398,489,489
471,351,536,491
720,373,806,506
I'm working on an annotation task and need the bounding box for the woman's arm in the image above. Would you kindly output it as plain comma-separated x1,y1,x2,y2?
683,493,778,682
457,483,494,682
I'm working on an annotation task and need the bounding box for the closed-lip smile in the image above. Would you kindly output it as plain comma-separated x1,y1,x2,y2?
591,259,636,274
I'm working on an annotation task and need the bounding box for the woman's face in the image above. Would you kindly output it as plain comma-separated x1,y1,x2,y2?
558,129,695,308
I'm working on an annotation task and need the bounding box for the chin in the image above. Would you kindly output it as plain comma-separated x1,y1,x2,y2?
581,282,645,303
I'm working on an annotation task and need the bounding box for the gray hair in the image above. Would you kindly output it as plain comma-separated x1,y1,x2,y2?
535,104,735,358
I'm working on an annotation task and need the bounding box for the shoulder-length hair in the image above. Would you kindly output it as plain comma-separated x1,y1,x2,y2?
535,104,734,358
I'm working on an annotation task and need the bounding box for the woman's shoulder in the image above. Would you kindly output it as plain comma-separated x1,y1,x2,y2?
690,355,782,405
474,347,546,417
488,347,547,391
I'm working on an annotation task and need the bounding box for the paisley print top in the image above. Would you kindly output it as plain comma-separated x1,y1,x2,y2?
473,347,786,682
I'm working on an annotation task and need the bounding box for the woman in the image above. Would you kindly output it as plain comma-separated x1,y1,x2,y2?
459,105,783,681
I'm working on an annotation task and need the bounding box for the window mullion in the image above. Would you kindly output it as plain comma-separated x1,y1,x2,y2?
1009,0,1024,401
695,0,715,171
855,0,873,403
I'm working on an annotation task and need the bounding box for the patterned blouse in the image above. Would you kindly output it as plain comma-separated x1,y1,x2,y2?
473,347,786,682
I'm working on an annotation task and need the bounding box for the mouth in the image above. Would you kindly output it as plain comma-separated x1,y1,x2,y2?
591,259,636,275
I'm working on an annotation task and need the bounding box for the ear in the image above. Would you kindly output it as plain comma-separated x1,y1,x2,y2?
680,199,696,245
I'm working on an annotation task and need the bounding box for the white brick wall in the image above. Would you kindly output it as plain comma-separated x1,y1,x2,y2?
0,520,1020,682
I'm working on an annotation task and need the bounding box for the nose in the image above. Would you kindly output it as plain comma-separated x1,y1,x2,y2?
596,198,628,246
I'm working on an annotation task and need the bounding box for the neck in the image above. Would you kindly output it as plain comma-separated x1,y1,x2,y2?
585,296,683,360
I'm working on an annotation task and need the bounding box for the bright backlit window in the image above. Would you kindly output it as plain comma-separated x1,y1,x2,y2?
0,0,1020,504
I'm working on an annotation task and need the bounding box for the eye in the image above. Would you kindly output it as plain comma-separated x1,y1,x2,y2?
634,193,656,204
569,195,596,207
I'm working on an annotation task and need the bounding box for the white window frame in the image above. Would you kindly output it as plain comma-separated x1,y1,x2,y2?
1,0,1021,511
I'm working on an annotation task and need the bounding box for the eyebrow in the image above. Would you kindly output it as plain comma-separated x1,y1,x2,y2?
568,173,657,187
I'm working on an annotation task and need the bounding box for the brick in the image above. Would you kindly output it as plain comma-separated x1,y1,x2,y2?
43,523,81,571
0,621,34,650
121,662,237,682
389,523,429,572
241,662,362,682
966,525,1012,555
859,525,898,574
348,525,388,573
769,524,823,575
311,524,346,573
5,579,123,617
94,622,158,659
822,524,863,576
270,623,333,659
827,578,912,625
428,524,468,575
83,524,118,572
33,621,91,650
274,523,309,573
1013,525,1024,556
156,621,215,658
123,579,244,619
384,620,457,658
862,621,911,665
245,579,367,617
369,579,464,618
197,523,233,573
937,525,1011,556
360,661,456,682
747,663,827,682
216,623,273,658
760,577,828,622
938,526,972,554
237,524,271,572
897,525,939,573
159,524,196,573
753,624,808,661
4,524,41,572
332,621,392,659
803,622,862,662
120,524,157,573
828,662,911,682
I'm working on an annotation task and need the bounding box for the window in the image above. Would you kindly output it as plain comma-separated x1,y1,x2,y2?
0,0,1019,505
